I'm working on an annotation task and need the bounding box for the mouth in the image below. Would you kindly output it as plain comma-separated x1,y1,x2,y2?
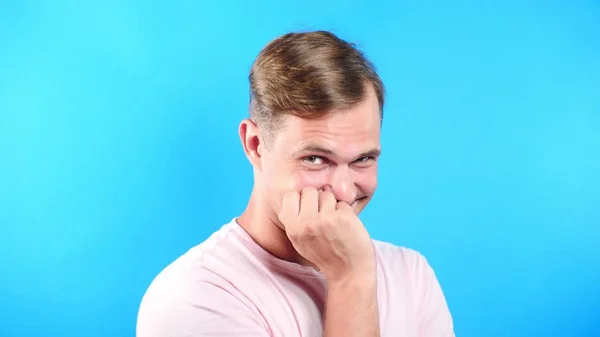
349,196,368,207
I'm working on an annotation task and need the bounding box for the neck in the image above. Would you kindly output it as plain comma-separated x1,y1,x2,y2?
237,187,310,265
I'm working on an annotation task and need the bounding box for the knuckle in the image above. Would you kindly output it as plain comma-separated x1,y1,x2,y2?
318,211,332,225
304,223,317,236
334,209,349,222
321,190,334,200
300,217,319,235
302,186,318,196
336,201,351,211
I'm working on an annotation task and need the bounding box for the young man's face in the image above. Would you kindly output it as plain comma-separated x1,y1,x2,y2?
259,88,381,220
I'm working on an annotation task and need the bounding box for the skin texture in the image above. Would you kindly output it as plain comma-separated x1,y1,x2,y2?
238,86,381,263
237,86,381,336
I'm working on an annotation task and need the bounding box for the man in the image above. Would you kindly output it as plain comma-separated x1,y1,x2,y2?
137,30,455,337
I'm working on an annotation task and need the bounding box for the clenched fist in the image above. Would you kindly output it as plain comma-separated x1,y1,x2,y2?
278,187,376,282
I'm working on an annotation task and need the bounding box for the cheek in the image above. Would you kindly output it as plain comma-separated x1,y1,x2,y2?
354,169,378,193
293,171,330,191
278,168,377,193
265,170,328,214
264,165,316,195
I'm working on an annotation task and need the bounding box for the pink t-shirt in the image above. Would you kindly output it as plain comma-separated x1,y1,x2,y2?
136,218,455,337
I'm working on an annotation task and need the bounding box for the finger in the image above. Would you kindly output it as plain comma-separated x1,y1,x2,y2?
279,191,300,224
335,201,353,212
318,190,337,213
299,187,319,217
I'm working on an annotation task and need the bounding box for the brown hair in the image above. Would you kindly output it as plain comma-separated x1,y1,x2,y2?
249,30,385,141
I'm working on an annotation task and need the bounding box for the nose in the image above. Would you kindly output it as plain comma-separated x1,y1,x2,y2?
323,165,357,204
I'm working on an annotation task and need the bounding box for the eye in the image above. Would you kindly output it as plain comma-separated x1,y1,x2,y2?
303,156,325,165
353,156,376,167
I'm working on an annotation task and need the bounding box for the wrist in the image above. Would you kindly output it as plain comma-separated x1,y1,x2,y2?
324,251,377,285
326,266,377,289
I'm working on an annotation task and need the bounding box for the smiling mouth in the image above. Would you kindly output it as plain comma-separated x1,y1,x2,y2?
350,196,368,207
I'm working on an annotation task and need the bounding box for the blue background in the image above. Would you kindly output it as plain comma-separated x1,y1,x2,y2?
1,1,599,336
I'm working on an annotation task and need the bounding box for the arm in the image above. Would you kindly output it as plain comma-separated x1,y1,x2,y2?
323,272,380,337
278,188,381,337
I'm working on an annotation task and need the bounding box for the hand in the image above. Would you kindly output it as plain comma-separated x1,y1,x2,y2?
278,187,376,282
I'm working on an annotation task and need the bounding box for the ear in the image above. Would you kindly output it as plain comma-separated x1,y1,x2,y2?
239,118,265,171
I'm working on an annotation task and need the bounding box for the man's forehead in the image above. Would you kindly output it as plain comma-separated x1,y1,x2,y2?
280,116,380,142
288,110,379,131
290,139,381,159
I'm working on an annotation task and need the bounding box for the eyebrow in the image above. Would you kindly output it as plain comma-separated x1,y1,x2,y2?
294,144,381,160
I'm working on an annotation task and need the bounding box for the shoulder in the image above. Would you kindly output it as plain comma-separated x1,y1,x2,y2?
372,240,442,291
373,239,433,271
371,242,455,335
136,222,271,336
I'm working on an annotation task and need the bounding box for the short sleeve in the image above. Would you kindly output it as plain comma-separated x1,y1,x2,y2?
411,251,455,337
136,269,272,337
